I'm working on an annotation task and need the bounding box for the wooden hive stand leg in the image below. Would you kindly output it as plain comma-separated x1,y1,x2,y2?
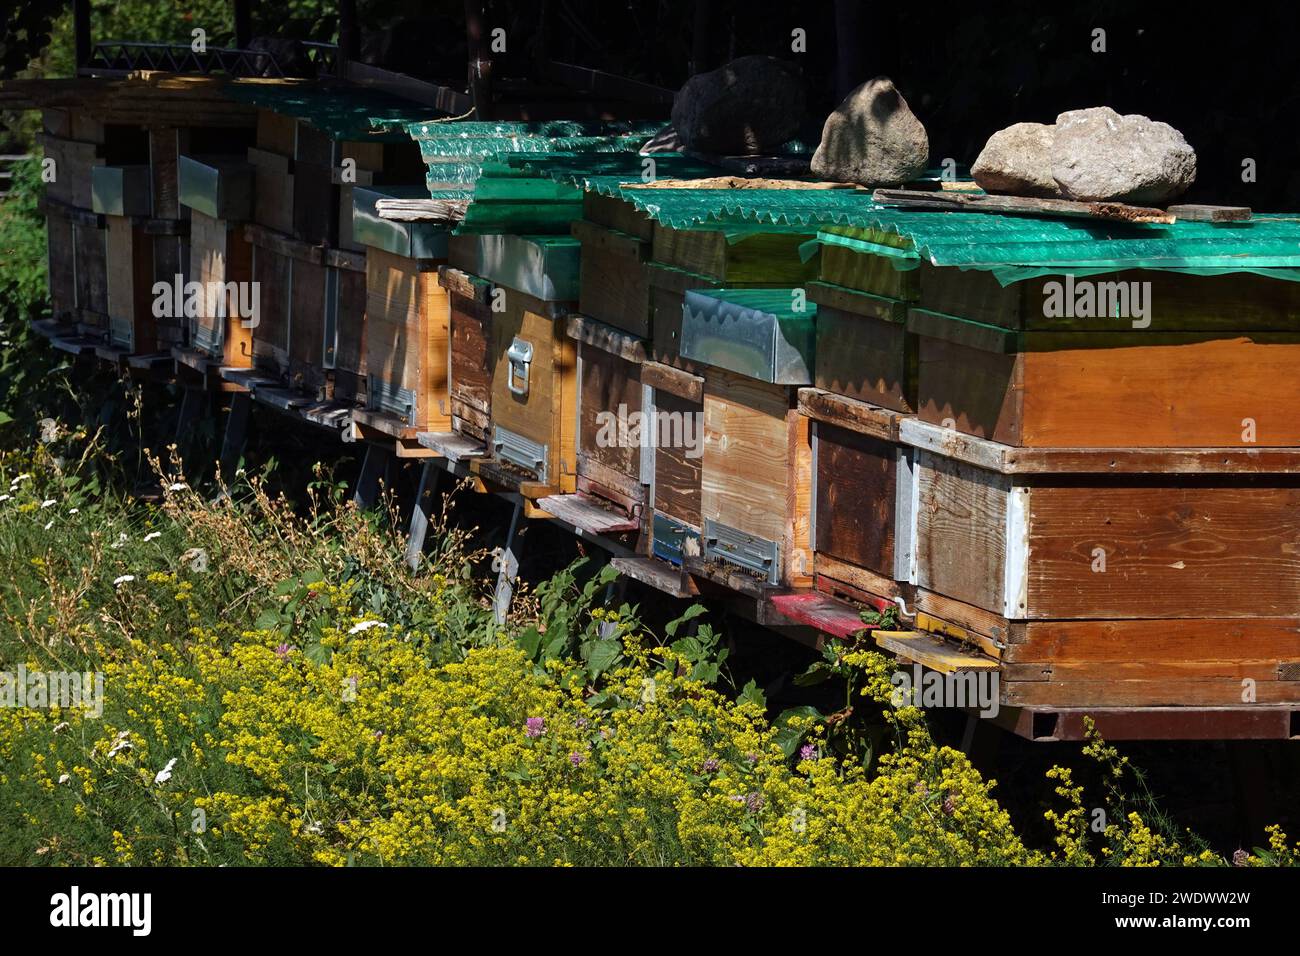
493,499,525,626
219,391,252,486
353,442,393,510
404,461,443,571
175,385,209,467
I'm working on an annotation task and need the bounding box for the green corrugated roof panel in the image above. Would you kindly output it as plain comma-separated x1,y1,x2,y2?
503,151,1300,279
224,81,441,142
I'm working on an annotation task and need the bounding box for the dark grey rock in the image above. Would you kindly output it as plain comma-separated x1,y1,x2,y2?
670,55,805,155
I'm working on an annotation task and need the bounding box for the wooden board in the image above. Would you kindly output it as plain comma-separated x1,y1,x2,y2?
573,219,651,338
1004,619,1300,664
583,192,653,240
289,257,328,396
913,450,1010,616
579,347,642,490
251,243,292,376
46,211,77,323
812,298,915,411
105,215,155,352
819,244,919,301
73,220,109,323
1024,483,1300,620
813,421,897,580
700,370,811,586
915,324,1300,447
333,266,367,404
651,227,815,284
918,267,1300,332
292,159,336,244
652,388,703,529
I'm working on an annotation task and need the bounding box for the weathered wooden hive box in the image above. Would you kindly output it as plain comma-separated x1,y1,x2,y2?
175,154,254,367
38,109,111,336
797,387,910,606
353,186,453,435
226,86,432,401
570,193,655,338
672,288,815,589
562,312,647,530
911,267,1300,447
91,163,154,352
896,417,1300,708
808,227,919,412
476,234,581,493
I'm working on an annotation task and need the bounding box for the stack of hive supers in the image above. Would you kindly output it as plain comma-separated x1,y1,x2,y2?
406,123,658,490
38,108,109,338
351,184,453,442
801,216,1300,712
175,152,254,369
244,107,298,382
589,187,819,573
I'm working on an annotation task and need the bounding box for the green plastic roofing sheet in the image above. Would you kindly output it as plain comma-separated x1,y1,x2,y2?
223,81,441,142
503,151,1300,281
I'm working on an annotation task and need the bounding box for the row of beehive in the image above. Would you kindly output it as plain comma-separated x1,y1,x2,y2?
41,103,1300,710
480,194,1300,710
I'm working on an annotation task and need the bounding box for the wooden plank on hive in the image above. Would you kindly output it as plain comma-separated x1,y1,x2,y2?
1002,680,1300,707
609,556,699,598
1025,484,1300,620
1168,204,1251,222
417,431,487,461
1003,618,1300,663
871,629,1000,673
798,387,901,442
566,313,647,362
872,187,1175,224
536,493,641,534
768,592,865,641
814,421,898,580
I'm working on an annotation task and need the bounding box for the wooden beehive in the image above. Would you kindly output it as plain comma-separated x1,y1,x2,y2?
185,209,254,367
568,314,647,519
176,154,255,366
357,247,450,433
911,268,1300,447
440,265,494,443
798,388,910,604
896,417,1300,708
642,359,705,566
103,215,156,354
697,369,812,589
808,280,915,412
487,289,579,492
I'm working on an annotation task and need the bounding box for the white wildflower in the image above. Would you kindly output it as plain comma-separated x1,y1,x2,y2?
58,774,70,785
40,499,56,509
153,757,178,786
68,507,79,515
43,520,53,530
107,732,132,758
0,495,10,503
110,532,128,550
348,620,388,634
168,482,188,492
143,531,162,542
113,574,135,587
52,722,69,733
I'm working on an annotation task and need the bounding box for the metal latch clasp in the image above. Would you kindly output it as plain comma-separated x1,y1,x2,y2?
507,337,533,397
